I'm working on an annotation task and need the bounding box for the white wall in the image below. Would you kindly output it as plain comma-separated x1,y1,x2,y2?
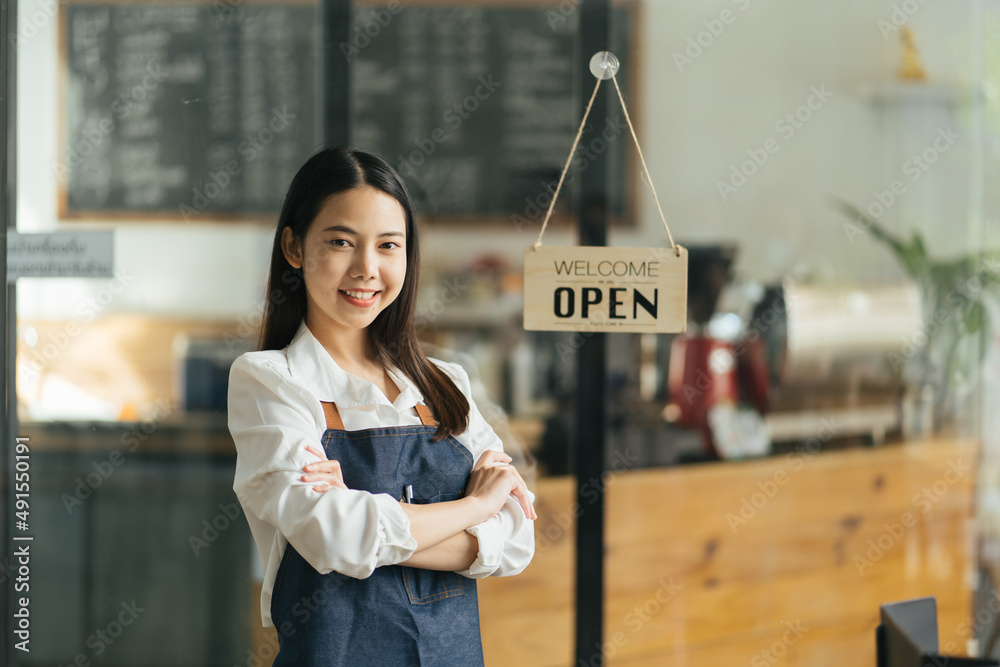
15,0,994,321
621,0,987,283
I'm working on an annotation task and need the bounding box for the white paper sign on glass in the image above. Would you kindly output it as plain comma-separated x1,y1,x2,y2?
523,245,688,333
8,231,115,281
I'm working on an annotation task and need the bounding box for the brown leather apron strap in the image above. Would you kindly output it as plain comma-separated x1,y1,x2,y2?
323,401,434,429
320,401,345,431
414,403,436,427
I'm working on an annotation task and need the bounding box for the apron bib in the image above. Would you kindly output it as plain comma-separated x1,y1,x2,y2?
269,401,485,667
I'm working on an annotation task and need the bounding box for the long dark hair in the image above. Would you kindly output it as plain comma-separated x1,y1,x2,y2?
258,146,469,440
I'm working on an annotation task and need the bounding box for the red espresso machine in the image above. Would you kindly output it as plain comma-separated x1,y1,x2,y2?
665,245,769,459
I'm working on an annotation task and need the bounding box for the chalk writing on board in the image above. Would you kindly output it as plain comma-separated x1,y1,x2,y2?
61,3,633,222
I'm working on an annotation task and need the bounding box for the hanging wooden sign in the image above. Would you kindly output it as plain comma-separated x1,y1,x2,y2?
521,52,688,334
523,245,687,333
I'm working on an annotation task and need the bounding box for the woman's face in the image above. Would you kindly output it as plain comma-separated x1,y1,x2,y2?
282,185,407,336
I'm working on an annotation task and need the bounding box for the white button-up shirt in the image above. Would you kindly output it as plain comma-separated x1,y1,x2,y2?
228,319,535,627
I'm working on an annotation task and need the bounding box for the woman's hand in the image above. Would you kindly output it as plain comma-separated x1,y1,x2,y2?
465,450,537,521
301,445,347,492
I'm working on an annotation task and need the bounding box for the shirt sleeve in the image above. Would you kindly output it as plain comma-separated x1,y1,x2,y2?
434,360,536,579
228,354,418,579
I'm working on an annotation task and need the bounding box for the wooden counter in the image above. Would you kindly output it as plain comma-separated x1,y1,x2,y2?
478,438,977,666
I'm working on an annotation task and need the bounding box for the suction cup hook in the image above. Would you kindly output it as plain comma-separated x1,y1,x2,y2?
589,51,620,80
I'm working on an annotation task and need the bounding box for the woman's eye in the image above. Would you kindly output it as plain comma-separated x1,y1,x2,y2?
380,241,401,250
329,239,350,247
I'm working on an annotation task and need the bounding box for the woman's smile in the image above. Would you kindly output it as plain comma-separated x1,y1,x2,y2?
339,288,381,307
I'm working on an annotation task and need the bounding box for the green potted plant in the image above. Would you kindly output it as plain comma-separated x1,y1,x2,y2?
834,199,1000,430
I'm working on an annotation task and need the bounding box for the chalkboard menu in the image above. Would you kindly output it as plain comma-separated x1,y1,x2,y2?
61,3,319,220
60,2,635,222
352,5,633,222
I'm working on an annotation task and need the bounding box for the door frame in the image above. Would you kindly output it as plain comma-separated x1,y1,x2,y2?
2,0,18,662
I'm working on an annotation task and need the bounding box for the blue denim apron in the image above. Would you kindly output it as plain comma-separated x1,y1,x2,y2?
270,401,485,666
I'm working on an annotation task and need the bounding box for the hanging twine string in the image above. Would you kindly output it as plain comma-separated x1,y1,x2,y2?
532,75,602,251
610,72,678,256
531,62,680,257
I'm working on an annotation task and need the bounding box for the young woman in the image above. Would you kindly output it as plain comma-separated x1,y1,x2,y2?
228,146,536,666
